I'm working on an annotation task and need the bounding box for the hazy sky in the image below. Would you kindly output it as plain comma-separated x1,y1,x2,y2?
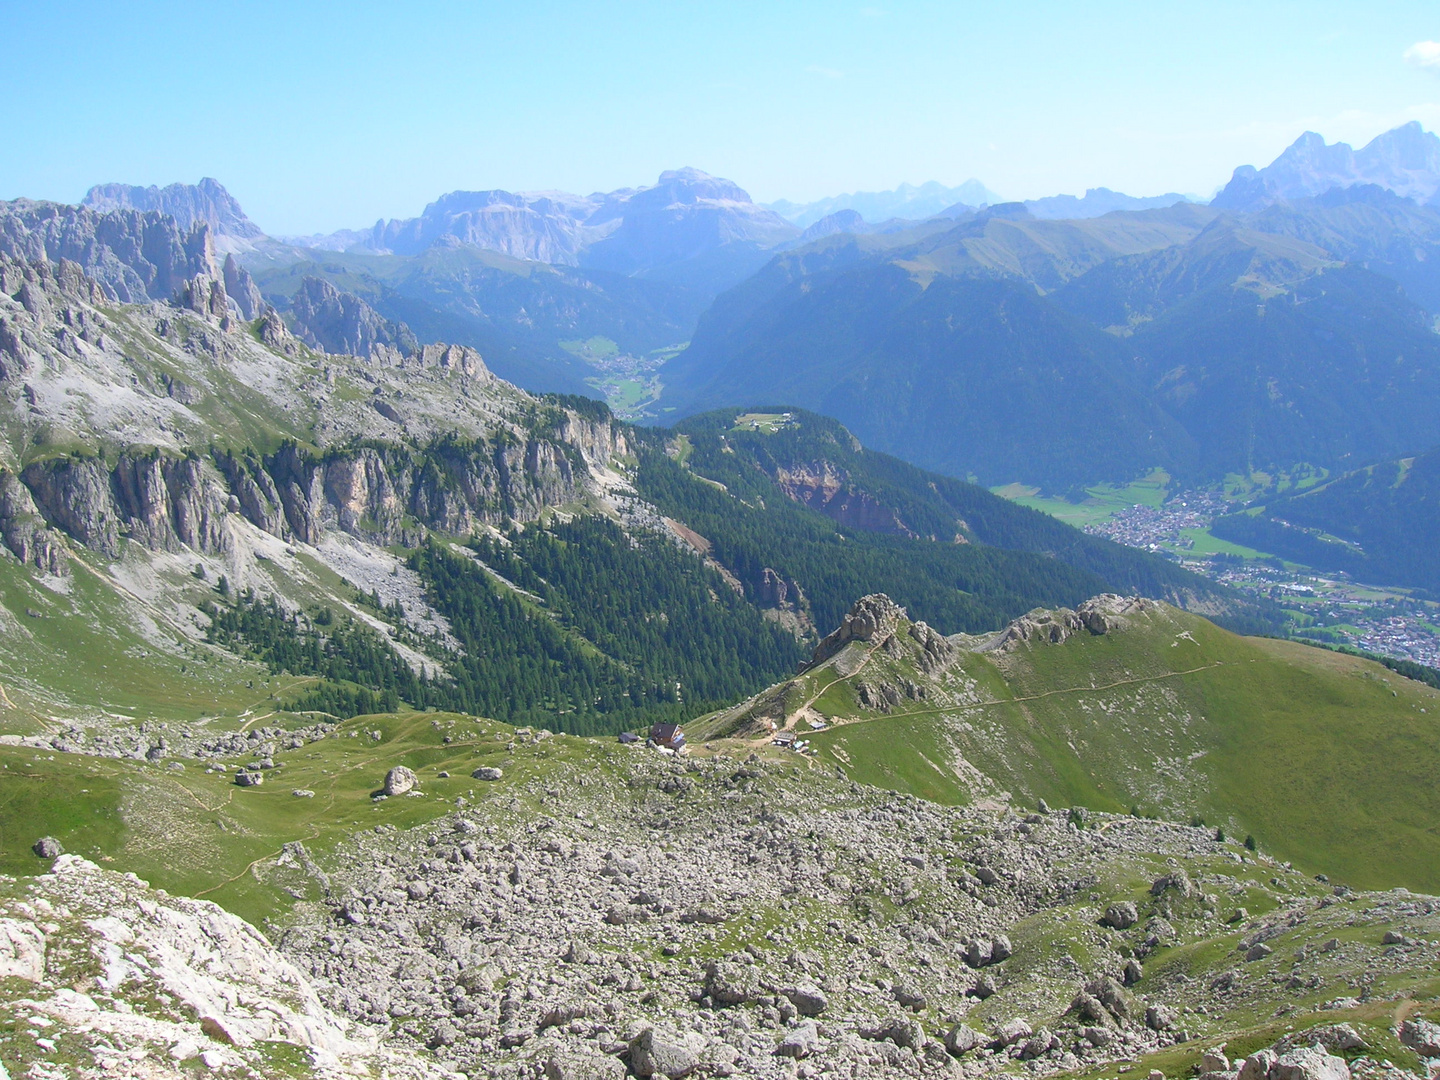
3,1,1439,235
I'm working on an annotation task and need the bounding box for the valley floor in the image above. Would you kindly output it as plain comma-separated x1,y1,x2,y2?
997,481,1440,671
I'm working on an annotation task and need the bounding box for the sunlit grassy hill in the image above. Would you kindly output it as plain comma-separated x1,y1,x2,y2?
694,595,1440,892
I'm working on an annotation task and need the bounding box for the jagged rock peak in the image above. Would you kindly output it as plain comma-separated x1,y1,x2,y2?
0,198,214,303
82,177,265,242
812,593,907,665
289,276,417,358
222,254,262,319
1212,122,1440,210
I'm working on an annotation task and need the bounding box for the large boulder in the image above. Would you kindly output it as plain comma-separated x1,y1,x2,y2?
1151,869,1195,898
32,837,63,859
1085,975,1135,1022
628,1029,698,1079
864,1016,925,1050
783,983,828,1016
1146,1004,1177,1032
1103,901,1140,929
704,960,760,1006
990,1018,1033,1049
1271,1046,1351,1080
945,1024,987,1056
1400,1018,1440,1058
1238,1050,1277,1080
775,1021,821,1059
383,766,416,795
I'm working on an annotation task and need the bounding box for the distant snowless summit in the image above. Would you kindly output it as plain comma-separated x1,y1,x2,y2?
1214,121,1440,211
81,177,266,253
765,180,1003,228
290,167,798,269
766,180,1203,227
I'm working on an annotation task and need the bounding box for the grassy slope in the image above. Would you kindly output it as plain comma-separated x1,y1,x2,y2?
0,710,622,926
779,604,1440,892
0,554,273,730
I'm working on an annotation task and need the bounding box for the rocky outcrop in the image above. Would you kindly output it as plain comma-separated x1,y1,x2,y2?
175,272,229,319
221,254,263,319
11,430,600,559
0,469,67,574
773,461,916,537
0,856,455,1079
811,593,906,665
908,618,955,673
256,305,301,355
991,594,1152,652
756,567,797,607
0,198,214,302
20,451,227,557
255,435,583,545
109,451,228,552
21,455,122,556
289,276,417,357
0,255,112,378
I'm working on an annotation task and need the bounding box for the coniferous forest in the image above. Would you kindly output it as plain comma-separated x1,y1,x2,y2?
200,409,1273,731
206,516,803,733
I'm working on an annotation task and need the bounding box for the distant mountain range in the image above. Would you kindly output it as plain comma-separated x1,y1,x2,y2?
765,181,1197,227
664,184,1440,490
42,122,1440,499
1213,122,1440,212
291,168,797,274
765,180,1003,228
1023,187,1195,219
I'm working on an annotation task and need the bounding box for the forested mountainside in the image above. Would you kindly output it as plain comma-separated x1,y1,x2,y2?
0,218,1259,741
631,409,1262,634
664,188,1440,491
1212,445,1440,595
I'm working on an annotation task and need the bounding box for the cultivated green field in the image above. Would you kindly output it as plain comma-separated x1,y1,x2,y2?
992,469,1170,528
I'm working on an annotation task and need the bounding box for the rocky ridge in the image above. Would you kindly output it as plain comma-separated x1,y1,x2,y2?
1214,124,1440,212
326,168,799,273
0,242,638,725
0,198,216,307
0,248,630,563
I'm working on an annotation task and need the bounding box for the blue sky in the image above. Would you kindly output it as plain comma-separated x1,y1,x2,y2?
3,1,1438,234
